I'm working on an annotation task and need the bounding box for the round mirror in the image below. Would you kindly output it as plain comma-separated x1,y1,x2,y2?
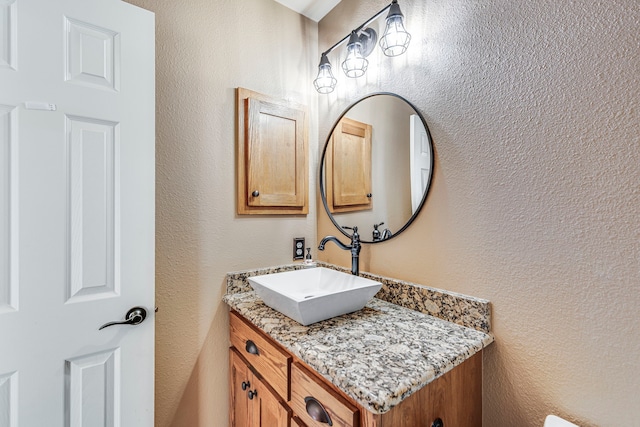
320,92,434,243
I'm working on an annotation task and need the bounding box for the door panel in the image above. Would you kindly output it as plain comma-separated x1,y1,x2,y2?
66,349,120,427
0,104,17,313
0,370,18,426
0,0,17,70
66,115,118,303
64,16,119,91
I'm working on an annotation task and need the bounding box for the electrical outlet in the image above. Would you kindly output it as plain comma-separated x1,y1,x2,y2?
293,237,305,260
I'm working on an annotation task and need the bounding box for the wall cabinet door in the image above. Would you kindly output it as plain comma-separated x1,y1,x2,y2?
236,87,308,215
230,348,290,427
246,98,306,208
326,117,373,213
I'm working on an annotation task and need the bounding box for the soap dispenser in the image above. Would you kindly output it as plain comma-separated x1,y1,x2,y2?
303,248,316,267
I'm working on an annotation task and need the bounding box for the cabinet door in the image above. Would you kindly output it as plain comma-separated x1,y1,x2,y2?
246,98,306,208
230,348,252,427
326,117,373,213
236,87,308,215
254,374,291,427
230,347,291,427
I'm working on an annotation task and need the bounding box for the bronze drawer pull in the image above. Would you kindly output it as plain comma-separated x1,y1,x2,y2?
245,340,259,355
432,418,443,427
304,396,332,425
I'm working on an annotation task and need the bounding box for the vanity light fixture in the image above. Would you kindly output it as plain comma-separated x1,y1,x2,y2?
313,53,338,93
313,0,411,94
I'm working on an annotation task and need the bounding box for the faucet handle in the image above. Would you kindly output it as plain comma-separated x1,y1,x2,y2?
342,226,360,244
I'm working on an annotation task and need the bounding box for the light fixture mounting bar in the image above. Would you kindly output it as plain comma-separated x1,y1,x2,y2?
320,1,393,57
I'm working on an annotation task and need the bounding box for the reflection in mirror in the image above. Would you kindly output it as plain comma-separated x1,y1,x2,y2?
320,93,433,243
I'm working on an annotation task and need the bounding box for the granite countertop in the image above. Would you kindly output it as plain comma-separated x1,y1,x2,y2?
224,269,494,414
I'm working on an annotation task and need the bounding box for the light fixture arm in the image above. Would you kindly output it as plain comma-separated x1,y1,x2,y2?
319,1,396,58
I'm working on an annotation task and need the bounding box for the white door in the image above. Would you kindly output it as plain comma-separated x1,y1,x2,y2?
0,0,155,425
409,114,432,213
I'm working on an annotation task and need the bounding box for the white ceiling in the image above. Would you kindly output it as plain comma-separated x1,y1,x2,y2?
273,0,342,22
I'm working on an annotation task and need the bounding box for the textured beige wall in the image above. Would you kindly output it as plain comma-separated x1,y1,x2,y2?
124,0,318,425
318,1,640,426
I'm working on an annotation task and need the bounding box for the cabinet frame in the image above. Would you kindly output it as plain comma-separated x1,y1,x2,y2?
236,87,309,215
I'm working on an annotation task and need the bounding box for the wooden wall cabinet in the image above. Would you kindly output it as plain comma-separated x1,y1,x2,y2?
325,117,372,213
229,311,482,427
236,87,309,215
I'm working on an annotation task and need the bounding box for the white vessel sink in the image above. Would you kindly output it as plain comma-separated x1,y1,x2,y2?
248,267,382,325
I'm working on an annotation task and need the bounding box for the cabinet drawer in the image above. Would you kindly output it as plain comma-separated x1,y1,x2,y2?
291,362,359,427
230,311,291,400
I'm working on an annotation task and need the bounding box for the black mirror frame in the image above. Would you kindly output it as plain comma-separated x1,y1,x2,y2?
319,92,434,244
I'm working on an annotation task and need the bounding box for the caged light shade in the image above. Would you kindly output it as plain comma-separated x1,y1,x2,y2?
341,31,368,78
313,53,337,93
379,0,411,57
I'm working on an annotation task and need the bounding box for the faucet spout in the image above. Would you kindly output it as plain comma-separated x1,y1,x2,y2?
317,226,361,276
318,236,349,251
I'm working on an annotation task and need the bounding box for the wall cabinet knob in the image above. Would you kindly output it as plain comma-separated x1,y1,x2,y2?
241,381,250,391
252,190,260,197
248,389,258,400
432,418,443,427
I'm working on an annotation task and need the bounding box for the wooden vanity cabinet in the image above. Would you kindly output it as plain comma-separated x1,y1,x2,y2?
229,310,482,427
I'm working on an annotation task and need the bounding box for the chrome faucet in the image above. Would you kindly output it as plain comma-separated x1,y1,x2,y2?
318,226,361,275
372,222,393,242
